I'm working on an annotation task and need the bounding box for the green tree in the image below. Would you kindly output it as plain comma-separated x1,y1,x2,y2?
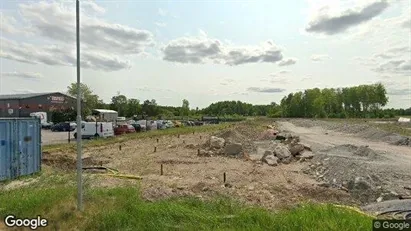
110,92,128,116
67,82,101,116
126,98,141,118
181,99,190,117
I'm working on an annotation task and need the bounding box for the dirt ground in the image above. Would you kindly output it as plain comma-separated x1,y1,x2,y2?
39,118,411,213
42,129,74,145
278,120,411,205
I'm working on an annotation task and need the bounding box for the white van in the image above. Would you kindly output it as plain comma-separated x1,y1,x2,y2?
73,122,114,139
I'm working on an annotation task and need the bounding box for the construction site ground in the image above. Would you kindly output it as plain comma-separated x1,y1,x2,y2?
36,118,411,214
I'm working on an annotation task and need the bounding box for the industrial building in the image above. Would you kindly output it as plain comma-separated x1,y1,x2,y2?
0,92,77,120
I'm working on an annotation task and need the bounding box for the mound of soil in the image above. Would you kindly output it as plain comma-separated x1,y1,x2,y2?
42,152,107,170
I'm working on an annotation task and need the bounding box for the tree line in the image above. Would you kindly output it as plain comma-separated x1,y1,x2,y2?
279,83,399,118
52,82,409,123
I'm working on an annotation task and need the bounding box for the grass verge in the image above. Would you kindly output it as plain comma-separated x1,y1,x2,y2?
0,178,373,231
43,122,235,153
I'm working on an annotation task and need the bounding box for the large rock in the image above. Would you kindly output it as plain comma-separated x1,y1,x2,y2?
273,144,291,159
264,155,279,166
261,150,279,166
224,142,243,156
280,156,292,164
288,144,305,156
210,136,225,149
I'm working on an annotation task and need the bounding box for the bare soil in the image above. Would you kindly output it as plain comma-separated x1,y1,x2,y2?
278,120,411,205
43,121,355,211
40,118,411,212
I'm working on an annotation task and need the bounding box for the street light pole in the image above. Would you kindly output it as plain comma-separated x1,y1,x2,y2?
76,0,83,211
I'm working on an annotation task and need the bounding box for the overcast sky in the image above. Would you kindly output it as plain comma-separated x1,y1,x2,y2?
0,0,410,108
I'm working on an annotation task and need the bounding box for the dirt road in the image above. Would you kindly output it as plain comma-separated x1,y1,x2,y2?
278,120,411,204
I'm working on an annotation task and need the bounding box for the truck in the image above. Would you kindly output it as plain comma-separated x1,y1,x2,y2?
73,121,115,139
30,112,53,129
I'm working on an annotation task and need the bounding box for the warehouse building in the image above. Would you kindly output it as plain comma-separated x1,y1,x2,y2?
0,92,77,120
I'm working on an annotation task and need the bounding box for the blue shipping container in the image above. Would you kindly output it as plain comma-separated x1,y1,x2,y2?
0,118,42,181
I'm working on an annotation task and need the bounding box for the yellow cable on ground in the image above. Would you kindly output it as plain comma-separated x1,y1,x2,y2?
100,173,143,180
331,204,377,218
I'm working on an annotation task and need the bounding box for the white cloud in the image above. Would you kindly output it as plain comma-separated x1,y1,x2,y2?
13,89,35,94
82,0,106,14
372,59,411,76
2,71,43,80
278,58,297,66
162,33,296,66
247,87,286,93
305,0,389,35
0,38,131,71
0,1,153,71
311,54,330,61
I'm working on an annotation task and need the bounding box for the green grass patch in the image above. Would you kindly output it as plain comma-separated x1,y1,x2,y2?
43,123,234,153
0,182,373,231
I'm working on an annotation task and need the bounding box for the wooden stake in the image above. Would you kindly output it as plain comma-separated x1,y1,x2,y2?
161,164,163,175
119,145,122,151
154,146,157,152
197,149,200,155
156,138,159,143
223,172,226,183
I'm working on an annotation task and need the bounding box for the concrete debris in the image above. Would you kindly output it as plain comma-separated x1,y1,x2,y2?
280,156,292,164
223,142,243,156
261,151,279,166
289,143,305,156
210,136,225,149
273,145,291,159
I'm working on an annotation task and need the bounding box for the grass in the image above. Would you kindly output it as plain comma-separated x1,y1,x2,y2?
43,122,235,153
0,179,373,231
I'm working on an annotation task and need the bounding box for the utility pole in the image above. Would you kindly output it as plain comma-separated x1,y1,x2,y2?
75,0,83,212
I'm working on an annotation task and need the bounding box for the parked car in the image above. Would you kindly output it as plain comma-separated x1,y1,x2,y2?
51,122,76,132
73,122,114,139
164,120,174,128
130,123,142,132
41,122,54,130
114,124,136,135
194,121,204,126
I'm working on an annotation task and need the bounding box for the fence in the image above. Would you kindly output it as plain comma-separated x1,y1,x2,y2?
0,118,42,181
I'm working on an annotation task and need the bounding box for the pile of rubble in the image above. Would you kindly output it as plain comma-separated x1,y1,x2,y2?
198,136,244,157
198,126,313,166
259,133,313,166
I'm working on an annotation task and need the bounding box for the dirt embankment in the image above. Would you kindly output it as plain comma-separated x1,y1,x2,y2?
288,119,411,146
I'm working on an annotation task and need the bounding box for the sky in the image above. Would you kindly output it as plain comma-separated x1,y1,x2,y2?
0,0,410,109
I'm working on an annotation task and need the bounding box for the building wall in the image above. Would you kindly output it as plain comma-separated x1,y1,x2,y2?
0,93,77,120
0,99,20,117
